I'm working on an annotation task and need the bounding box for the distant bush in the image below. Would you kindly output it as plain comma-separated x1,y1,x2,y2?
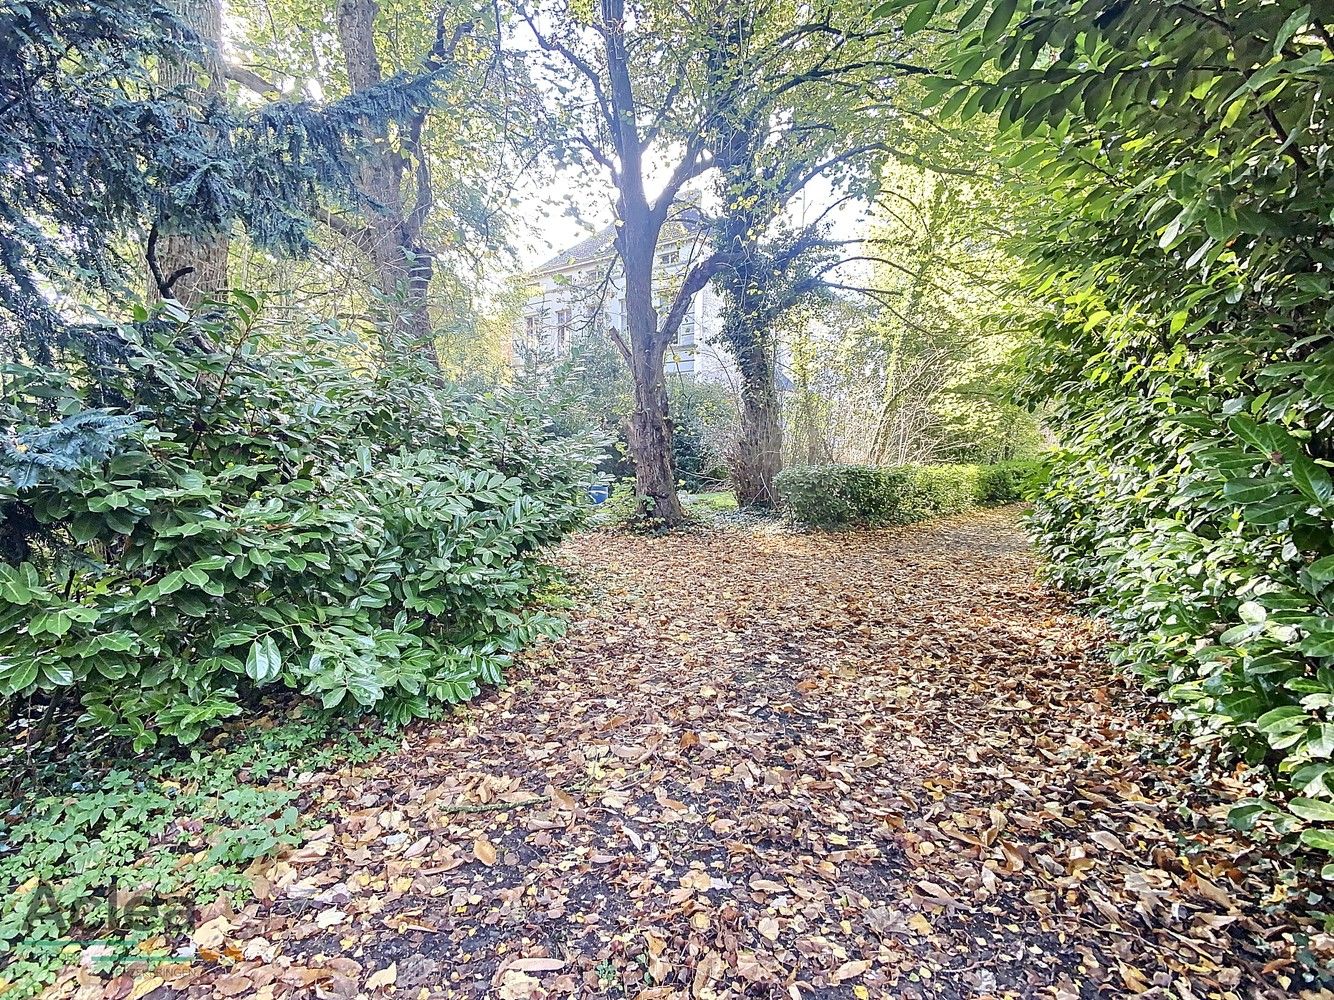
669,380,735,491
980,460,1045,505
0,301,600,750
776,460,1042,529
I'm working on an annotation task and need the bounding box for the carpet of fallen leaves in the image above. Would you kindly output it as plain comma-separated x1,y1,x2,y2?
49,509,1334,1000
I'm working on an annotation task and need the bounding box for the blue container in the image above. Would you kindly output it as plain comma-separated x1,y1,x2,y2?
586,484,611,505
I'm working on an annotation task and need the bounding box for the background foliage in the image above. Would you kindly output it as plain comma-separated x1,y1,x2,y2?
776,460,1038,529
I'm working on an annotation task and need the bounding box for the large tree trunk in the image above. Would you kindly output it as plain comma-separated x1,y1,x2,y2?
152,0,228,307
600,0,686,528
621,241,686,526
731,327,782,508
335,0,439,367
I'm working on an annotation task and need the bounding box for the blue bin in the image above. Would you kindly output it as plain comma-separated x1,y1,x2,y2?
586,484,610,505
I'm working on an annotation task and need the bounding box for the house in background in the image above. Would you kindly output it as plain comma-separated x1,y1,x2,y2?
515,203,733,382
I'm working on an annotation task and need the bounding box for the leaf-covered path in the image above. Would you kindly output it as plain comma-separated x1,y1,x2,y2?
130,510,1316,1000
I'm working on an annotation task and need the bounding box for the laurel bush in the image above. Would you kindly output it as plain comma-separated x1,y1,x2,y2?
776,460,1040,529
0,302,600,749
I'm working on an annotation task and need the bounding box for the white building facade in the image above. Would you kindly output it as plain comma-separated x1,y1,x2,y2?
517,215,732,382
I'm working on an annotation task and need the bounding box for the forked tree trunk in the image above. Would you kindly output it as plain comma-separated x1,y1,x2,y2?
599,0,687,529
621,244,686,526
152,0,229,307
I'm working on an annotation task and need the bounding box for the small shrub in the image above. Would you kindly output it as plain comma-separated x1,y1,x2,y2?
588,479,643,529
979,460,1045,504
776,460,1043,529
669,381,735,491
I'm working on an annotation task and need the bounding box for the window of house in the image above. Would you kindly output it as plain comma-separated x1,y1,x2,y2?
556,308,572,352
670,355,695,375
525,315,539,339
658,248,679,266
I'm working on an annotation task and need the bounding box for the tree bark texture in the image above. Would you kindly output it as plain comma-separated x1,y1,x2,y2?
153,0,229,308
335,0,439,366
601,0,686,526
619,223,686,525
730,323,783,508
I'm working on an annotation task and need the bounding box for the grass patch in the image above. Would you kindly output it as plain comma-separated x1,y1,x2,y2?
684,490,739,513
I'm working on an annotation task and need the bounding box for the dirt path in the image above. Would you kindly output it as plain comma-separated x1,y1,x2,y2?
126,511,1317,1000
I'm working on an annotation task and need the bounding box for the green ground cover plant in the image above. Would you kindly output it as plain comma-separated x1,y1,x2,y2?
0,715,398,997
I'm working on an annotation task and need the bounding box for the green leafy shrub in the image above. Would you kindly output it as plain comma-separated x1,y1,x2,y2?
0,300,599,749
776,460,1040,529
979,461,1044,505
887,0,1334,872
669,381,735,491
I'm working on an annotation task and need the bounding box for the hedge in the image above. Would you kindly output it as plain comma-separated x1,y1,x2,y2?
776,460,1041,529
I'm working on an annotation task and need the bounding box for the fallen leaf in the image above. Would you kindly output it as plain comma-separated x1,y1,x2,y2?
315,908,347,929
830,960,870,984
497,969,541,1000
473,836,497,866
507,958,565,973
191,917,231,950
214,975,252,998
366,963,397,991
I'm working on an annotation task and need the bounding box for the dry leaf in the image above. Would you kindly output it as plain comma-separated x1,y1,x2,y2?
213,975,252,998
315,908,347,929
473,836,497,866
506,958,565,973
366,963,397,991
830,960,870,984
191,917,231,950
497,970,541,1000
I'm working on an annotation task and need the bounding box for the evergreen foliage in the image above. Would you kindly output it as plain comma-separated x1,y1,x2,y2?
887,0,1334,861
776,460,1039,529
0,0,443,358
0,302,599,749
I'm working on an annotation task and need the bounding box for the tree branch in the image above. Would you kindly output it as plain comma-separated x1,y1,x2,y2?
224,63,281,97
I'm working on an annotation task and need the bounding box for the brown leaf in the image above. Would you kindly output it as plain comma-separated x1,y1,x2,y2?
830,960,870,984
1090,830,1126,853
507,958,565,973
497,970,541,1000
473,836,497,866
214,975,253,998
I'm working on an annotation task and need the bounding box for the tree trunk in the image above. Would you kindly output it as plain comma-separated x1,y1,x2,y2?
600,0,686,528
366,220,437,363
723,310,782,507
152,0,228,307
621,242,685,526
335,0,440,367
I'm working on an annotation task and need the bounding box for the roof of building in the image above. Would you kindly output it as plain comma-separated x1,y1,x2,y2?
532,198,708,275
534,222,618,273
